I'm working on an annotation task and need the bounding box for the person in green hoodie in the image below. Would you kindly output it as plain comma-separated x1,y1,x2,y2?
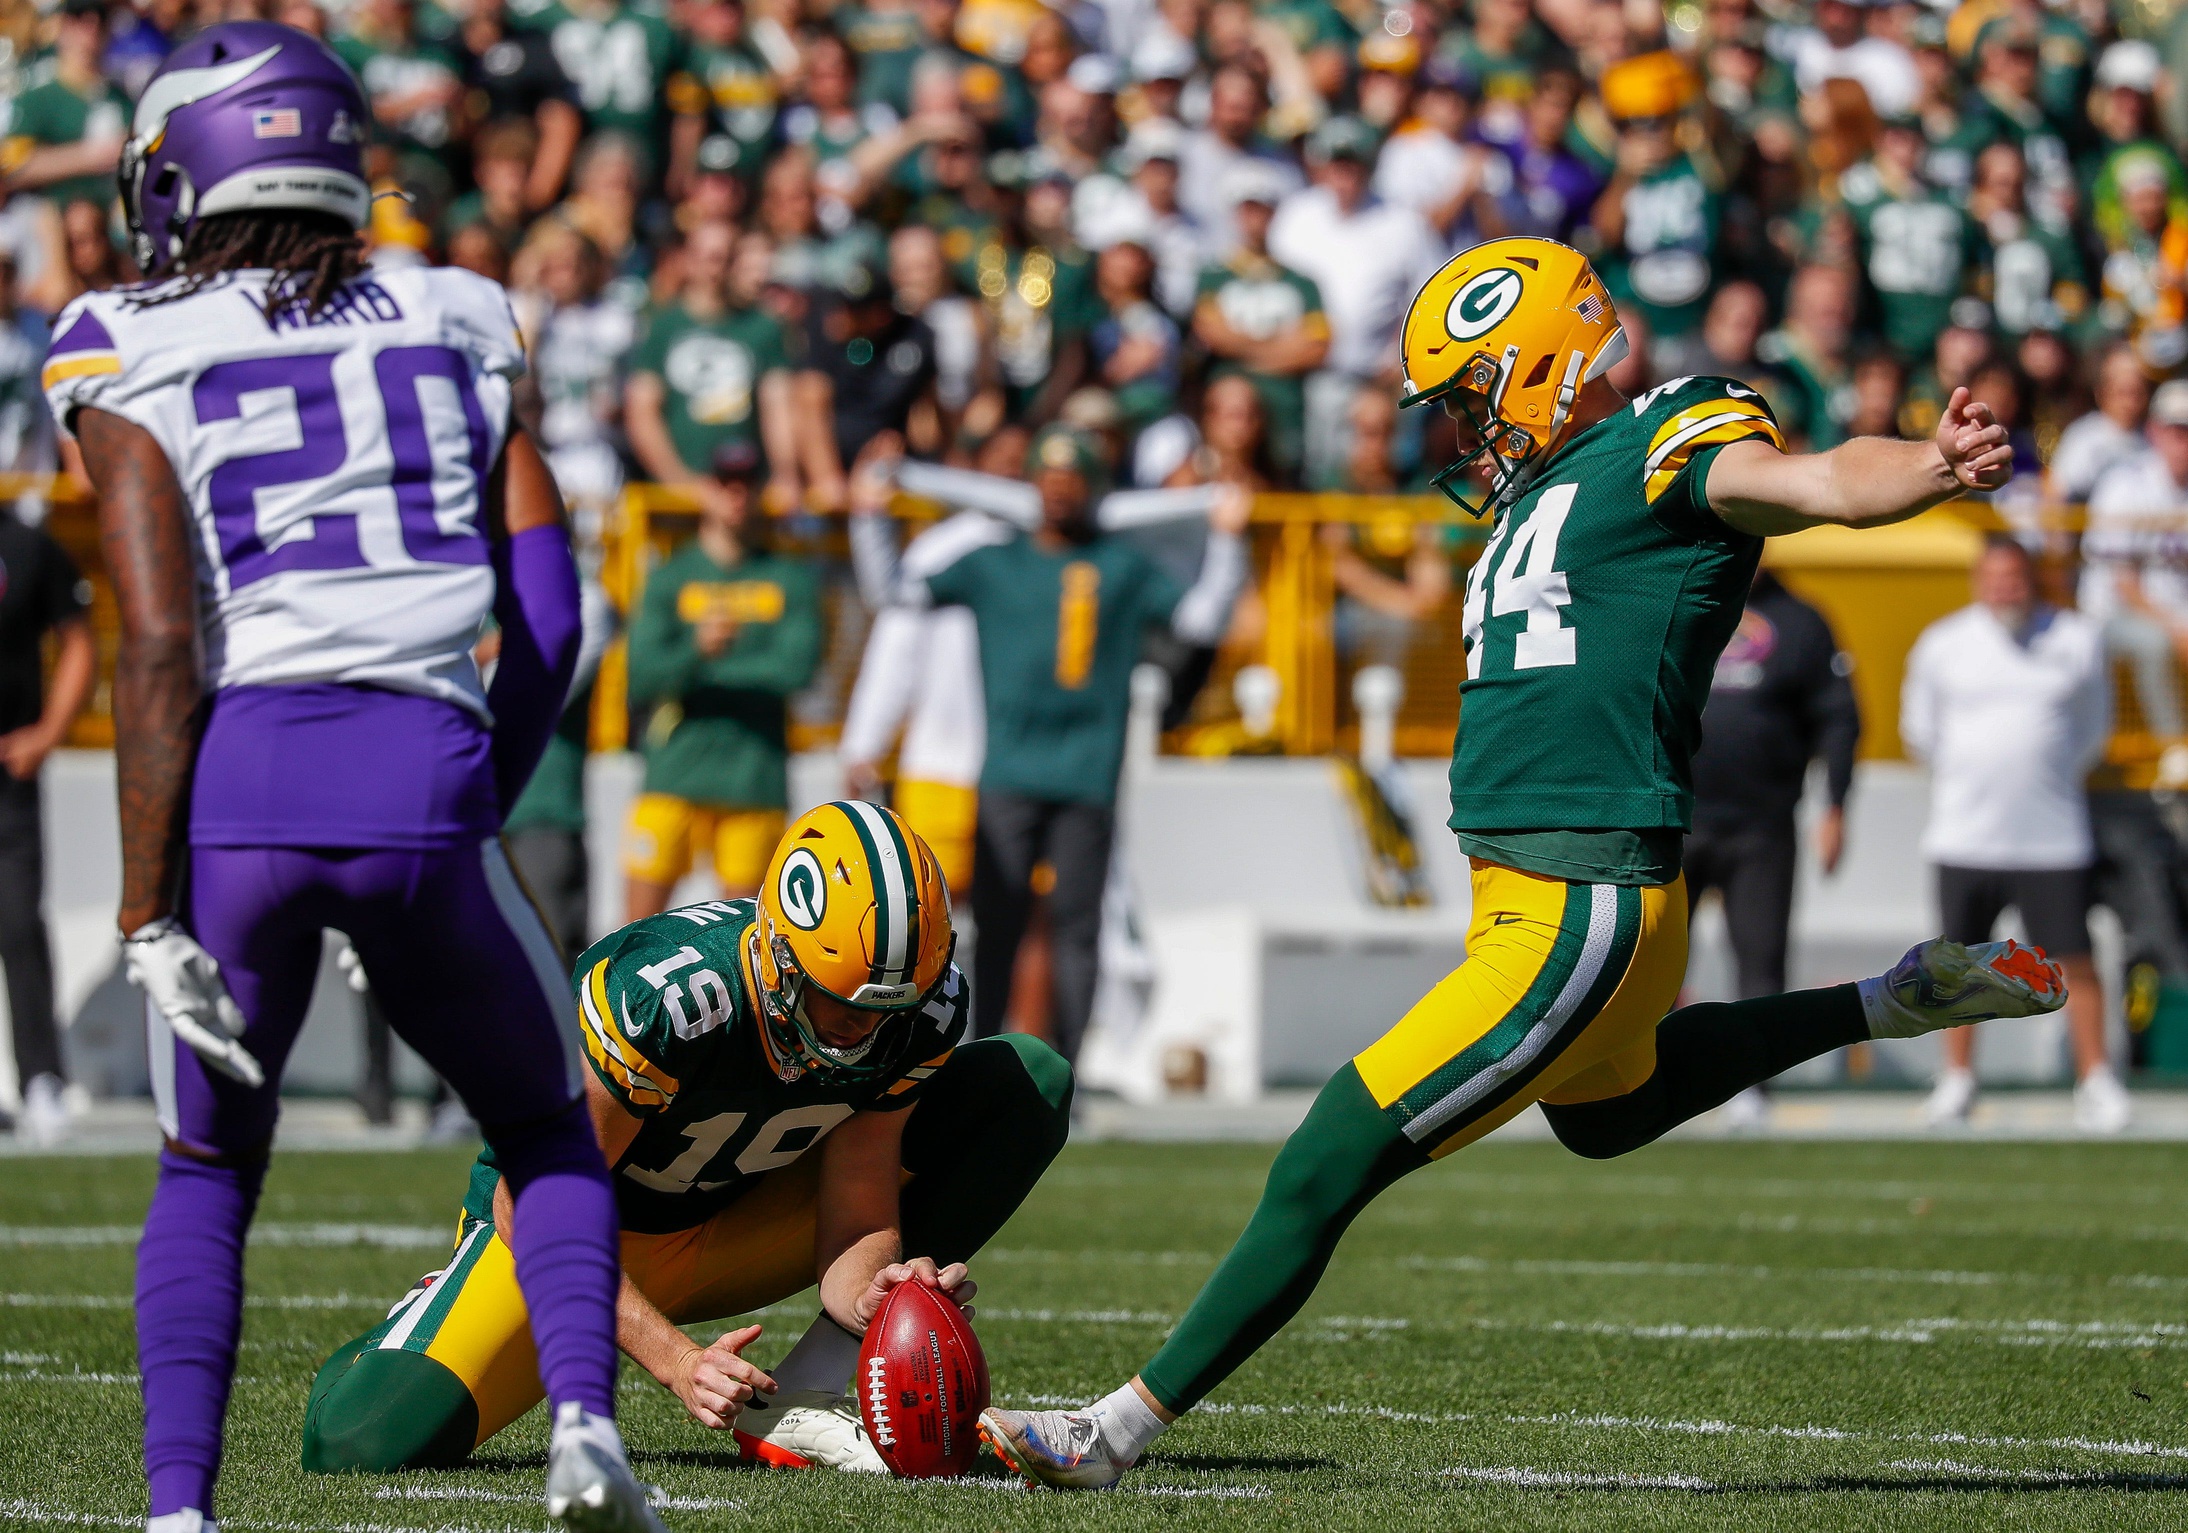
622,443,823,920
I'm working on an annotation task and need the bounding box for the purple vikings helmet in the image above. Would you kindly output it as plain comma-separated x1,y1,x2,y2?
120,22,372,273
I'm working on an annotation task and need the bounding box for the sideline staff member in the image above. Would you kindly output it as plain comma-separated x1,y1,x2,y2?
0,502,94,1143
850,425,1248,1061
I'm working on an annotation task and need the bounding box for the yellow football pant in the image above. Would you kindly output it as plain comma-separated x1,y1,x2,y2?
1355,860,1689,1156
622,795,785,891
893,778,977,894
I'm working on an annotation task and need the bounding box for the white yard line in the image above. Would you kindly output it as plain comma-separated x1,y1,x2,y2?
372,1487,741,1511
1441,1465,1721,1490
1014,1395,2188,1464
982,1246,2188,1292
0,1223,449,1249
0,1500,517,1533
3,1292,386,1310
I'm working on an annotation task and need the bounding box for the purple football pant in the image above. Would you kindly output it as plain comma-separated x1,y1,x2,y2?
138,839,618,1518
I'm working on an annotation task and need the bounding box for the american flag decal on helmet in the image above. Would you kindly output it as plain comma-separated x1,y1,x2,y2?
252,109,302,138
1574,292,1606,323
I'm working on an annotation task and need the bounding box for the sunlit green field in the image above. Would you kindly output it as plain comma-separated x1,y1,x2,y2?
5,1138,2188,1530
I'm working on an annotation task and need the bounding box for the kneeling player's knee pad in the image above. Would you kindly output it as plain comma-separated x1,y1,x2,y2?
302,1338,480,1472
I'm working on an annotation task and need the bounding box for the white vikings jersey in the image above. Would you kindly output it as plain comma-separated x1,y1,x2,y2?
43,266,525,716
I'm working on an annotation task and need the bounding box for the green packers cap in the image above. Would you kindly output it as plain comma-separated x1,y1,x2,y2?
1306,114,1380,164
1025,423,1113,496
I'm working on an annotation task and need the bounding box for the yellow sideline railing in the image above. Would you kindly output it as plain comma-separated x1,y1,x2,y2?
9,467,2177,784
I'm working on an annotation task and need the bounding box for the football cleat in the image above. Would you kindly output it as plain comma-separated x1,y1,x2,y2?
733,1389,888,1472
978,1406,1128,1490
1923,1066,1978,1128
545,1402,669,1532
1862,938,2067,1039
2074,1064,2133,1135
146,1513,215,1533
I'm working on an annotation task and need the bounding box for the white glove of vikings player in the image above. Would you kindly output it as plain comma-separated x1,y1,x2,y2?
124,918,264,1088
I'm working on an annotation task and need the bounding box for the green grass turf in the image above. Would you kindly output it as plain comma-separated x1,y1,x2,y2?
5,1138,2188,1530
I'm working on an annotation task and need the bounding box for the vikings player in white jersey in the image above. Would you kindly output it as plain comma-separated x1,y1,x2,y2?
42,25,662,1533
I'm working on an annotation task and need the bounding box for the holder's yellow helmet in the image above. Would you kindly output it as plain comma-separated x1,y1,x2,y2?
752,800,955,1081
1399,237,1628,516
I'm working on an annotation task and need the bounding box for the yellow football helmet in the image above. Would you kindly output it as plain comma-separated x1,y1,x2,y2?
1399,237,1629,516
752,800,955,1081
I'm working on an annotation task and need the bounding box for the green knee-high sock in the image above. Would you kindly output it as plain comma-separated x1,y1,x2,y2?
1541,982,1868,1159
1137,1064,1427,1414
899,1033,1075,1263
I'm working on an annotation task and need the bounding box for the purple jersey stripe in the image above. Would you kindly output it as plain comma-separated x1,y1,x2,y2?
47,307,117,357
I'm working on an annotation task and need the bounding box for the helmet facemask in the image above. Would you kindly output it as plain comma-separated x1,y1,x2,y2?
752,924,955,1083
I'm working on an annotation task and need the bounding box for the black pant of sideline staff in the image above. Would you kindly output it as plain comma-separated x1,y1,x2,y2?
1683,816,1798,1000
972,790,1115,1062
0,779,65,1089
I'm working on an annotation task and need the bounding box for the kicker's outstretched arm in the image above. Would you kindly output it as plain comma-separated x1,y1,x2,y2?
1705,386,2013,536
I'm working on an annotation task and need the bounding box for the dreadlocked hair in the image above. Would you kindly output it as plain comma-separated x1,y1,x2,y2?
130,210,370,321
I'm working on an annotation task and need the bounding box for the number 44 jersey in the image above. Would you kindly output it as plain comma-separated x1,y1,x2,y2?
1449,375,1785,850
511,897,968,1235
40,266,525,718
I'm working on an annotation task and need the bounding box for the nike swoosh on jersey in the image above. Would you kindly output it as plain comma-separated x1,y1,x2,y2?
620,991,643,1038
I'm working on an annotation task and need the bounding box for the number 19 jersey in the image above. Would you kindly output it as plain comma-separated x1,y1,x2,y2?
41,266,525,718
1448,375,1784,856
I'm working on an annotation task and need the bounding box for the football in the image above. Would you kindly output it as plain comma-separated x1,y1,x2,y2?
856,1280,990,1478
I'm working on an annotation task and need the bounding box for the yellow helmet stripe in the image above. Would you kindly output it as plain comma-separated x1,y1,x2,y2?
837,799,917,986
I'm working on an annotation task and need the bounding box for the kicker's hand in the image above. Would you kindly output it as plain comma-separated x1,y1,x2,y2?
852,1257,976,1330
124,919,263,1087
1936,387,2014,492
669,1324,779,1430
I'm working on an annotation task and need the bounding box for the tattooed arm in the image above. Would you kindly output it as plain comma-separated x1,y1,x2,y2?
79,407,203,936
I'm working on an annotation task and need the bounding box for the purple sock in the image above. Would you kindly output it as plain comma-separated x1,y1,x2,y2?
137,1150,265,1517
493,1100,619,1418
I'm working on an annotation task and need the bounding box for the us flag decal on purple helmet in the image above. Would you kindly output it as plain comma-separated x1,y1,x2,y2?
252,109,302,138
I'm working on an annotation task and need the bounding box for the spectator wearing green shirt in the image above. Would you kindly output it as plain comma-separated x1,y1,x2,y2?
1192,162,1329,482
1590,55,1718,342
1843,114,1978,365
335,0,466,194
0,0,127,210
848,425,1250,1062
626,217,802,519
540,0,686,177
1755,263,1858,451
622,444,824,920
1968,140,2089,342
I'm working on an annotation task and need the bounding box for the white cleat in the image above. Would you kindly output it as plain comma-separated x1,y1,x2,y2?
1862,939,2068,1039
546,1402,669,1532
978,1406,1129,1490
733,1389,888,1472
2074,1064,2133,1136
1923,1066,1978,1128
147,1513,215,1533
19,1073,71,1148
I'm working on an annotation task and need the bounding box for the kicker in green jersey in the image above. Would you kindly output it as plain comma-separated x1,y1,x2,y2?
468,897,966,1235
1449,374,1785,884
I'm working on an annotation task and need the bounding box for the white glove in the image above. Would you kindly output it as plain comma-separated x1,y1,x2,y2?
124,918,264,1088
335,940,370,994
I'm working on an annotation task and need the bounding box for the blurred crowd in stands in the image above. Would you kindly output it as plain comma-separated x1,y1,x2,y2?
11,0,2188,532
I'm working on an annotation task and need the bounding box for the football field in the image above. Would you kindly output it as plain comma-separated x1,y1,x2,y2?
5,1137,2188,1531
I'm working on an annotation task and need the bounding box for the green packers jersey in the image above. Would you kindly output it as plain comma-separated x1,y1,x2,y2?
1447,376,1784,881
1842,162,1975,363
470,898,967,1235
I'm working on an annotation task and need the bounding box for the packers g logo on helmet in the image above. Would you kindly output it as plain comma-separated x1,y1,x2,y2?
777,848,826,930
1446,268,1525,341
751,800,955,1082
1400,237,1629,518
